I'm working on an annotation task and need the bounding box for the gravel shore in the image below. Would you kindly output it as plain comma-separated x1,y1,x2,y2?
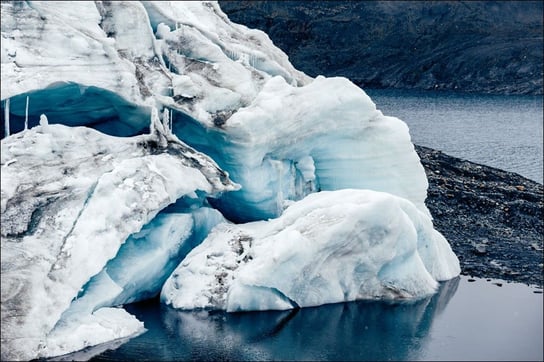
416,145,543,287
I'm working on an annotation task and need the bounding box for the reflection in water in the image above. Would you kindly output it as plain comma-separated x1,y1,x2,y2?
90,277,459,361
44,334,141,362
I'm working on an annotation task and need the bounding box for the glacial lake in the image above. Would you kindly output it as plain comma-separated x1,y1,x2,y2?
79,276,543,361
366,89,544,184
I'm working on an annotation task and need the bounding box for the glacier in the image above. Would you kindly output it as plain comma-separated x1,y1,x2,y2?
0,1,460,360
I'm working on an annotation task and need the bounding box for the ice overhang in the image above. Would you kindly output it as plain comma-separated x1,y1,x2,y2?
1,81,151,138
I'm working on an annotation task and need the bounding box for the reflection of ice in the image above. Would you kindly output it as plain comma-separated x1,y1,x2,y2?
160,309,276,361
431,275,461,315
47,332,144,362
157,277,460,361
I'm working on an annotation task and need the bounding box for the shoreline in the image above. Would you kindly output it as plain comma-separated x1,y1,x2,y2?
416,145,543,287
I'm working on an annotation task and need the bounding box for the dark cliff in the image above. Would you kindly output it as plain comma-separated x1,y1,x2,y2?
220,1,543,95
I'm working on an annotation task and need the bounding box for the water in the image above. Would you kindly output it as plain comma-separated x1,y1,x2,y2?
74,276,542,361
365,89,544,184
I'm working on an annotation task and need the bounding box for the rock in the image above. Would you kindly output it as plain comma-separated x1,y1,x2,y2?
415,145,543,287
220,1,543,95
530,243,543,251
473,244,487,255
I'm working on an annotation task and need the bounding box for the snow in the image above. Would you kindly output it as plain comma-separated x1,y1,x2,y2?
161,189,460,312
1,0,461,360
0,123,236,360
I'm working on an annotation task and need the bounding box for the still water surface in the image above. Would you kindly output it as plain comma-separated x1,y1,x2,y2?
85,276,542,361
366,89,543,184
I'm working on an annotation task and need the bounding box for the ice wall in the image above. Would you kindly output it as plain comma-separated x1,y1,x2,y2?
173,75,430,222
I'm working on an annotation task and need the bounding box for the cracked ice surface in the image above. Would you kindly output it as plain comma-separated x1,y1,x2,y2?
161,189,460,312
0,123,236,360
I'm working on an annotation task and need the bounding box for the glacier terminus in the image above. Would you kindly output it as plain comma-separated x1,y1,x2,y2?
0,1,460,360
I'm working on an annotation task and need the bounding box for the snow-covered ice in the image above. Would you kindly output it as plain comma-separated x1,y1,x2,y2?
177,75,431,222
1,1,460,360
161,189,460,312
0,121,236,360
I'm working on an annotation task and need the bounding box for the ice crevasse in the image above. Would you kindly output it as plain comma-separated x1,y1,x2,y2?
0,1,460,360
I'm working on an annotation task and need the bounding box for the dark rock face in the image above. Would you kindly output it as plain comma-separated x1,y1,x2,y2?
220,1,543,95
416,145,543,287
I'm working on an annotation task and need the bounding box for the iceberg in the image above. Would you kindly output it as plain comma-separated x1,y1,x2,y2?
161,189,459,312
2,1,430,222
136,3,430,222
1,1,460,360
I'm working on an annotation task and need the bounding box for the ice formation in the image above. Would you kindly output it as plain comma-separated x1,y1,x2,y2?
161,189,459,311
1,1,460,360
0,119,236,359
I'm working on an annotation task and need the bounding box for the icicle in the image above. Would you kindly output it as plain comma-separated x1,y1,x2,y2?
150,107,168,148
39,114,49,133
150,107,160,134
162,108,170,134
4,98,10,137
24,96,29,130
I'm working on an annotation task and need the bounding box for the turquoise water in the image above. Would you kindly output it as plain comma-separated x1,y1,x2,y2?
366,89,544,184
80,276,542,361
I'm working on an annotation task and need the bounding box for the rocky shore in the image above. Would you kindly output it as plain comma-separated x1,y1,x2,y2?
416,145,543,287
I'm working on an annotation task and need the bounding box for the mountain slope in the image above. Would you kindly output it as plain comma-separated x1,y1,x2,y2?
220,1,543,94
